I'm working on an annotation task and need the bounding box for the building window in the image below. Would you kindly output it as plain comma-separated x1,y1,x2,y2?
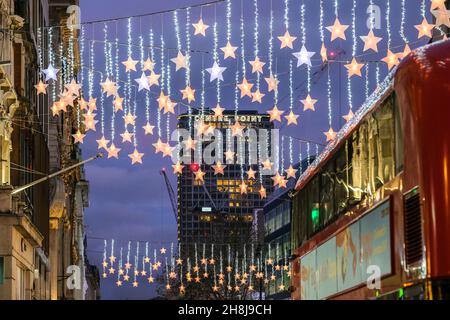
0,257,4,285
16,266,26,300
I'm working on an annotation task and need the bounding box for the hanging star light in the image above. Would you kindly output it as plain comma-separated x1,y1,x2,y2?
35,80,48,95
141,270,147,276
107,143,121,159
220,41,238,59
212,104,225,116
267,106,284,122
320,43,328,62
162,143,174,158
123,274,130,281
100,78,118,97
239,181,248,194
382,49,400,70
134,72,150,91
171,51,188,71
271,173,283,187
251,89,265,103
194,169,206,182
265,74,279,92
212,161,226,175
343,109,354,122
224,150,235,163
292,45,315,67
278,30,297,49
160,247,167,254
180,86,196,103
183,137,197,151
108,267,115,274
262,159,273,171
192,18,209,36
157,91,169,110
432,8,450,28
51,104,60,117
122,56,138,72
285,111,299,126
113,97,124,112
147,71,161,87
344,58,364,77
123,112,136,126
88,97,97,111
301,94,318,111
42,64,59,81
286,165,298,179
414,18,435,38
237,78,254,98
231,121,244,137
324,127,337,142
249,57,265,74
143,122,155,135
172,162,185,175
247,168,256,179
120,130,134,143
78,97,88,111
195,120,210,136
431,0,447,10
360,30,382,52
142,57,155,71
278,176,288,188
206,61,227,82
72,130,85,144
164,98,176,115
399,44,412,60
326,18,349,41
65,79,81,96
153,138,165,154
96,136,110,150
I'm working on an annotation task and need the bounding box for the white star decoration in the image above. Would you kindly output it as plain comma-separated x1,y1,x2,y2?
292,45,315,67
134,73,150,91
206,61,227,82
42,64,59,81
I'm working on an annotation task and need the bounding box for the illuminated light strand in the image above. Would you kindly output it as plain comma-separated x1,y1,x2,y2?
319,0,324,43
307,142,311,166
400,0,408,42
100,23,108,136
48,27,56,103
149,25,161,137
254,0,260,88
112,24,119,141
88,39,94,100
298,141,303,174
140,28,149,125
327,63,332,128
240,0,246,77
421,0,425,18
334,0,338,17
348,0,357,111
281,136,285,174
269,0,274,73
125,241,131,277
284,0,289,30
125,18,132,116
102,240,107,274
376,63,380,86
289,136,293,166
300,2,311,93
365,63,369,99
213,7,220,102
78,26,85,127
226,0,231,42
386,0,391,49
185,8,192,133
289,60,293,112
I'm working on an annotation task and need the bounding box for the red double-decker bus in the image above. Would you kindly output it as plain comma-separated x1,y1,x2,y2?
290,39,450,300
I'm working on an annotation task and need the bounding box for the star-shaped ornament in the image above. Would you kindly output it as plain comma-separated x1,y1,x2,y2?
249,57,265,74
194,169,206,182
100,78,119,97
129,149,144,165
65,79,81,96
237,78,254,98
35,80,48,95
344,58,364,77
180,86,196,103
251,89,265,104
267,106,284,122
42,64,59,81
302,94,318,111
261,159,273,170
183,137,197,151
192,18,209,36
246,168,256,179
206,61,227,82
285,111,299,126
432,8,450,28
292,45,315,67
147,71,161,87
212,161,226,175
120,130,134,143
172,162,185,175
134,73,150,91
224,150,235,163
220,41,238,59
231,122,244,137
286,165,298,179
278,30,297,49
212,104,225,116
382,49,400,70
320,43,328,62
96,136,110,150
398,44,412,60
113,97,124,112
171,51,188,71
431,0,447,10
123,112,136,126
360,30,382,52
239,181,248,194
72,130,85,144
326,18,349,41
414,18,435,38
142,57,155,71
265,74,279,92
153,138,165,154
122,56,138,72
107,143,121,159
343,109,354,122
324,127,337,142
143,123,155,135
157,91,169,110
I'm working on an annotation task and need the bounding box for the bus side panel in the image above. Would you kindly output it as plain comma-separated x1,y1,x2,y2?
394,40,450,279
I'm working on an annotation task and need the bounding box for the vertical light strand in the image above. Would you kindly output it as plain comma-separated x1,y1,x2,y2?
327,61,332,130
213,6,220,103
400,0,407,43
185,8,192,132
281,136,285,174
284,0,289,30
240,0,246,79
421,0,425,18
386,0,391,49
126,18,132,116
319,0,324,43
112,22,119,142
160,19,166,139
298,141,303,174
100,23,107,137
141,24,149,126
300,1,310,93
348,0,356,112
253,0,260,88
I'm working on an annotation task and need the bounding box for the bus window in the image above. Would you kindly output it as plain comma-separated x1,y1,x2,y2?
320,160,336,225
335,140,354,214
394,94,404,174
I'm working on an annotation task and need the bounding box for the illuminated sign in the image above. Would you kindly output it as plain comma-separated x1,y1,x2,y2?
201,207,212,212
300,200,392,300
191,114,266,123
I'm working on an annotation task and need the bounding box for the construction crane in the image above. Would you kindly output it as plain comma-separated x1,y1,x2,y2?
160,168,178,221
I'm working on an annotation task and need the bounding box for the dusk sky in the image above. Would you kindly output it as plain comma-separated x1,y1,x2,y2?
77,0,430,299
